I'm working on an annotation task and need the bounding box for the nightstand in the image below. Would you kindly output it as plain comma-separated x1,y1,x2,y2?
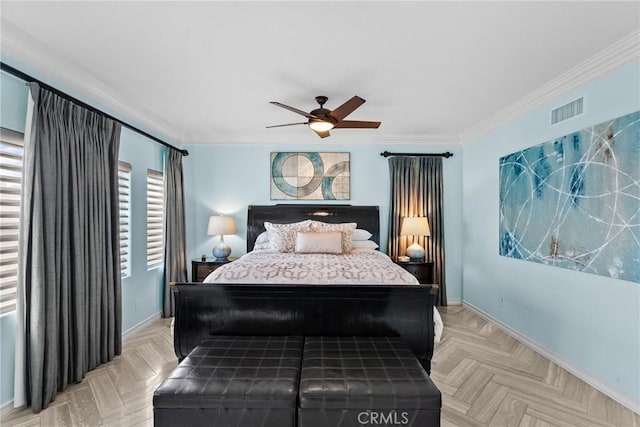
395,260,434,284
191,257,236,282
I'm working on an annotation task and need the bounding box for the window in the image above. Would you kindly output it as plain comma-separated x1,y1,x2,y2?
118,161,131,277
0,127,24,314
146,169,164,268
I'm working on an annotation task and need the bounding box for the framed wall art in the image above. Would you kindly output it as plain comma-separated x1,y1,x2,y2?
270,152,350,200
499,110,639,282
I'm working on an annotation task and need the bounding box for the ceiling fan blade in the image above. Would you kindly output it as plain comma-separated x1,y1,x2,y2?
266,122,308,128
329,96,365,121
333,120,381,129
312,129,330,138
270,101,318,119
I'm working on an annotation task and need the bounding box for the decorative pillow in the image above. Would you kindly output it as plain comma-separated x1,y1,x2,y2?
309,221,357,254
255,231,270,245
351,229,373,241
264,220,313,252
295,231,343,254
351,240,379,250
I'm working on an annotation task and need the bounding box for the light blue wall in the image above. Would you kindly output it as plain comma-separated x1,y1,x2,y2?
0,71,28,407
1,73,28,133
462,61,640,400
0,71,165,407
0,313,17,407
182,143,463,301
118,129,165,331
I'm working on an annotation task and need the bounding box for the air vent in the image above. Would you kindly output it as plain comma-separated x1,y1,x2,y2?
551,97,584,124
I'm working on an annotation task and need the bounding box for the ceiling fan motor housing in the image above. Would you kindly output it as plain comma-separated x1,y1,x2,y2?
310,108,335,121
311,96,335,123
315,95,328,106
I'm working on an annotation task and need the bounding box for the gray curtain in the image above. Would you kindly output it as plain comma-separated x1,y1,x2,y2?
18,83,122,411
162,148,187,317
388,156,447,305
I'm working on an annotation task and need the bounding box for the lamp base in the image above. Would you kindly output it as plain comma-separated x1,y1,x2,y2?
405,242,425,261
213,240,231,261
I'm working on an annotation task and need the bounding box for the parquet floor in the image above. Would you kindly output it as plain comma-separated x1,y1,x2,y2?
432,306,639,427
2,306,638,426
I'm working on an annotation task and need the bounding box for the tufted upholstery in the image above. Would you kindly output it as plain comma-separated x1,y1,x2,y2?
298,336,441,427
153,335,441,426
153,336,303,427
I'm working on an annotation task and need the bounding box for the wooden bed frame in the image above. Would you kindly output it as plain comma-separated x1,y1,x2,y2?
171,204,438,372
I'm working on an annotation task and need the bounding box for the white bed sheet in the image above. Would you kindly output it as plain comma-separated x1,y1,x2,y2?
204,249,443,342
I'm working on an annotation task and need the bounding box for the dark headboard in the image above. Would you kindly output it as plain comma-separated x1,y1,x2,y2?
247,204,380,252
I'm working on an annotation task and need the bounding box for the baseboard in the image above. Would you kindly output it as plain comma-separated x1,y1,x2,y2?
463,301,640,415
1,398,16,414
122,311,162,341
446,298,462,306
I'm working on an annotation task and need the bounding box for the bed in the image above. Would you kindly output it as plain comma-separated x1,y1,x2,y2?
171,204,440,372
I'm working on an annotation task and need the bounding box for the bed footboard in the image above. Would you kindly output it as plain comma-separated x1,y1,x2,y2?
171,283,438,372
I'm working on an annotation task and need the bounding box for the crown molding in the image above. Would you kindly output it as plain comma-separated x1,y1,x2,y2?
0,21,183,145
460,29,640,144
186,133,460,146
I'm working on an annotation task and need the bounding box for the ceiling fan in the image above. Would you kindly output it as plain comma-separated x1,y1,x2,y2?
267,95,381,138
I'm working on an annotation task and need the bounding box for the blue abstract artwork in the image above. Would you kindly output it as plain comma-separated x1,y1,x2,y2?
271,152,350,200
499,111,640,283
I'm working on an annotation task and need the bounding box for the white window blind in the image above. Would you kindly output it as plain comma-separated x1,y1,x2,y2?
118,161,132,278
146,169,164,268
0,128,24,315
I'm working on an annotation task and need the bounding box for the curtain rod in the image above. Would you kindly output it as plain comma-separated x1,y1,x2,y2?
380,150,453,158
0,62,189,157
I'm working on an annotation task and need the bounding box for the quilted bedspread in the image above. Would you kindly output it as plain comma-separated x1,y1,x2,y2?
203,250,419,285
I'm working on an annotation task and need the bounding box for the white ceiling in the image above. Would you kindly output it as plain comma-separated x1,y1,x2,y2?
1,1,638,146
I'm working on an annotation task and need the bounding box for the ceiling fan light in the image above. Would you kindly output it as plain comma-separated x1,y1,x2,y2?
308,119,334,132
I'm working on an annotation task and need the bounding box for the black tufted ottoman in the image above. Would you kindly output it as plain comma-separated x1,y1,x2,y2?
298,336,441,427
153,336,303,427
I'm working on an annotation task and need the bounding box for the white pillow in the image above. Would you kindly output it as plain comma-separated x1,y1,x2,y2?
295,231,343,254
351,229,373,241
351,240,379,250
309,221,357,254
264,220,313,252
255,231,270,245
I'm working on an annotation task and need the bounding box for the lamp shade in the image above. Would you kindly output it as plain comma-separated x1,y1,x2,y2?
207,215,237,236
400,216,431,236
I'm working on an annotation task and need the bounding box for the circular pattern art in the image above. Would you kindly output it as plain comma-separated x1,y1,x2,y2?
271,152,350,200
498,111,640,283
321,161,350,200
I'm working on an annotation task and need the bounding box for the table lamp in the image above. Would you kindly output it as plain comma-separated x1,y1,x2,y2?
207,215,237,260
400,216,431,261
